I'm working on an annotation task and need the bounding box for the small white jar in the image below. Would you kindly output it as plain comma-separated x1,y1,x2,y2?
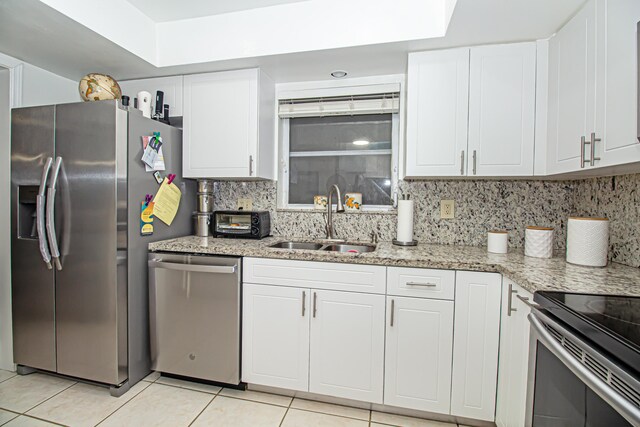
525,226,554,258
487,230,508,254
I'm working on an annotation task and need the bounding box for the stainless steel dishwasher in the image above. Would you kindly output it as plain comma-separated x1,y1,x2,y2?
148,252,241,385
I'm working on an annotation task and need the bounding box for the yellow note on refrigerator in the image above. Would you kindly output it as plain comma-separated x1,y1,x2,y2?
153,178,181,226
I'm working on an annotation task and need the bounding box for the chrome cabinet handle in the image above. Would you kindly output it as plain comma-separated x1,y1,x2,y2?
472,150,477,175
590,132,601,167
390,299,395,327
460,151,465,175
529,313,640,425
249,155,254,176
302,291,306,317
313,292,317,318
516,294,540,309
405,281,437,287
580,135,587,168
46,157,63,271
37,157,53,269
507,283,517,316
148,260,236,274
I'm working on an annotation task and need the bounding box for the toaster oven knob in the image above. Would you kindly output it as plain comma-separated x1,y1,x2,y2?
251,226,259,236
251,216,259,225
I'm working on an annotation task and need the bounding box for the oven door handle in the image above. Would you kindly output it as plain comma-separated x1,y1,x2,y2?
529,313,640,426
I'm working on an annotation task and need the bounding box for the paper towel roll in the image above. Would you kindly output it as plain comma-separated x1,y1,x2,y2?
566,217,609,267
396,200,414,242
137,91,151,118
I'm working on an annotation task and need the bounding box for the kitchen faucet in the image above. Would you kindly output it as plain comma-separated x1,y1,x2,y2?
325,184,345,241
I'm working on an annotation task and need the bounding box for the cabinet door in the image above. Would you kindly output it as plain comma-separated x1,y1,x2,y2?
119,75,184,116
595,0,640,167
546,0,597,174
309,290,385,403
496,280,533,427
242,283,310,391
406,48,470,177
384,296,454,414
468,43,536,176
183,69,258,178
451,271,502,421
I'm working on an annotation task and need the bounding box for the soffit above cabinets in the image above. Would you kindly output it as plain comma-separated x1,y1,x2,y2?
0,0,585,83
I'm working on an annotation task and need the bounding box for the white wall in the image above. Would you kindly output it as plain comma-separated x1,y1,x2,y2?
0,67,11,371
0,52,79,371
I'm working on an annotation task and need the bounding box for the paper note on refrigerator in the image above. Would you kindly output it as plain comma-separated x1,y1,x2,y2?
141,135,166,172
152,178,181,226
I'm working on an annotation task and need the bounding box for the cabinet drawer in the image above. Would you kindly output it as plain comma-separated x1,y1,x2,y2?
243,258,386,294
387,267,455,300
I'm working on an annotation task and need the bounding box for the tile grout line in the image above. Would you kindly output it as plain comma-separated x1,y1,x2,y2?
93,380,153,427
13,413,67,426
186,393,216,427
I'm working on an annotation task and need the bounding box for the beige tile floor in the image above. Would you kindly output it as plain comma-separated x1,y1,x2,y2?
0,370,470,427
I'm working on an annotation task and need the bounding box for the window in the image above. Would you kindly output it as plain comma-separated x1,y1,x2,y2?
278,90,400,209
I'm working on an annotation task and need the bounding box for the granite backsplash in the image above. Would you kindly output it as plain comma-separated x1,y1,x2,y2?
211,173,639,268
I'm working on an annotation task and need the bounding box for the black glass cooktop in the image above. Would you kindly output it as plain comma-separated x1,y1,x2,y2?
535,291,640,374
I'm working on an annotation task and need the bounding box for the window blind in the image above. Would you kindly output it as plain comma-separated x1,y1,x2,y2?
278,92,400,118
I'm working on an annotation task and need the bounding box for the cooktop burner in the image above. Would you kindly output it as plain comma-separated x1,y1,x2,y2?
535,291,640,375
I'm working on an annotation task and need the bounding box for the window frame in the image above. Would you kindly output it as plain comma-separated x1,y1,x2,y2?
276,77,404,211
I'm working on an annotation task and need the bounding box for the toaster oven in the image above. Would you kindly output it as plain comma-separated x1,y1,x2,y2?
212,210,271,239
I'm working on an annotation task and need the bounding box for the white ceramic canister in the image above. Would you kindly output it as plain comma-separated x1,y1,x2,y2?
487,230,508,254
344,193,362,211
566,217,610,267
525,226,554,258
313,195,328,209
396,200,414,243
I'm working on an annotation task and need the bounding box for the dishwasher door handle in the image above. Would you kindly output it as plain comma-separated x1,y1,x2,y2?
148,260,237,274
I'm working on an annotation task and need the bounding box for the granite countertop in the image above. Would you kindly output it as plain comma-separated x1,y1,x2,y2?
149,235,640,297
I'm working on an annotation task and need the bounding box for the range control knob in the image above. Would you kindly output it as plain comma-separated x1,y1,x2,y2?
251,216,259,225
251,226,259,236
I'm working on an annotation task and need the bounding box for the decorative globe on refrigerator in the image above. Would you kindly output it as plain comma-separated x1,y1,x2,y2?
78,73,122,101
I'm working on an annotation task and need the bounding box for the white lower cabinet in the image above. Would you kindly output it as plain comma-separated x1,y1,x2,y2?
451,271,502,421
241,284,310,391
384,296,454,413
309,290,385,403
496,279,533,427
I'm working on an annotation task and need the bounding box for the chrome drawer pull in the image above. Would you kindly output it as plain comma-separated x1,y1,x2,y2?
405,281,437,287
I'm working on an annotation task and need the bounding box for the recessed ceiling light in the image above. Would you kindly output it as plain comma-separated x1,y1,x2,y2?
353,139,369,146
331,70,348,78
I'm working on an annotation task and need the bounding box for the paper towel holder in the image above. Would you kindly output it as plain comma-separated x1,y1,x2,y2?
392,239,418,246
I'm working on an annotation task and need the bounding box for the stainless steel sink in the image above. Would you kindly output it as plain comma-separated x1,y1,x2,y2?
269,241,324,250
322,244,376,253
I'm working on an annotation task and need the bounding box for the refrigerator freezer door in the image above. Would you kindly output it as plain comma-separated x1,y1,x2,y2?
11,106,57,372
53,101,128,385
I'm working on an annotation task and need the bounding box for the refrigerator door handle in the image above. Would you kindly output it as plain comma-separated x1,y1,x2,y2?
37,157,54,269
46,156,63,271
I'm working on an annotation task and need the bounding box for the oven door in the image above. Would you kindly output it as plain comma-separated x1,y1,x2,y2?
525,310,640,427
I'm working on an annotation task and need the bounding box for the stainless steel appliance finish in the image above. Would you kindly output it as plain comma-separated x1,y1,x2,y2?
193,212,211,236
197,192,213,213
10,101,196,395
197,179,214,193
148,253,241,385
637,21,640,143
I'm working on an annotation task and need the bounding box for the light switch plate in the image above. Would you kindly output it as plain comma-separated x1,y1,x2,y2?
440,200,455,219
237,198,253,211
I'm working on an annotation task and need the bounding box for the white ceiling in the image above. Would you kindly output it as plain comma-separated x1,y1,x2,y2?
0,0,586,84
126,0,308,22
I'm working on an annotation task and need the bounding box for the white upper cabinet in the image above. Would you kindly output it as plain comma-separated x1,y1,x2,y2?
182,68,275,179
406,43,536,178
546,0,597,174
451,271,502,422
546,0,640,174
119,75,184,117
468,43,536,176
595,0,640,167
406,48,470,177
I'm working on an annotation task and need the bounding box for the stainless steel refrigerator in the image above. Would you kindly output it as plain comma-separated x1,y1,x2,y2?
10,100,195,396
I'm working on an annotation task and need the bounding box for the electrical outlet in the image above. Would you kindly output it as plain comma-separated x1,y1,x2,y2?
237,198,253,211
440,200,455,219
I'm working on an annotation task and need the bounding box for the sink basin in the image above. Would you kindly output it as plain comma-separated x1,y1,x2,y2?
322,244,376,253
269,241,324,250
